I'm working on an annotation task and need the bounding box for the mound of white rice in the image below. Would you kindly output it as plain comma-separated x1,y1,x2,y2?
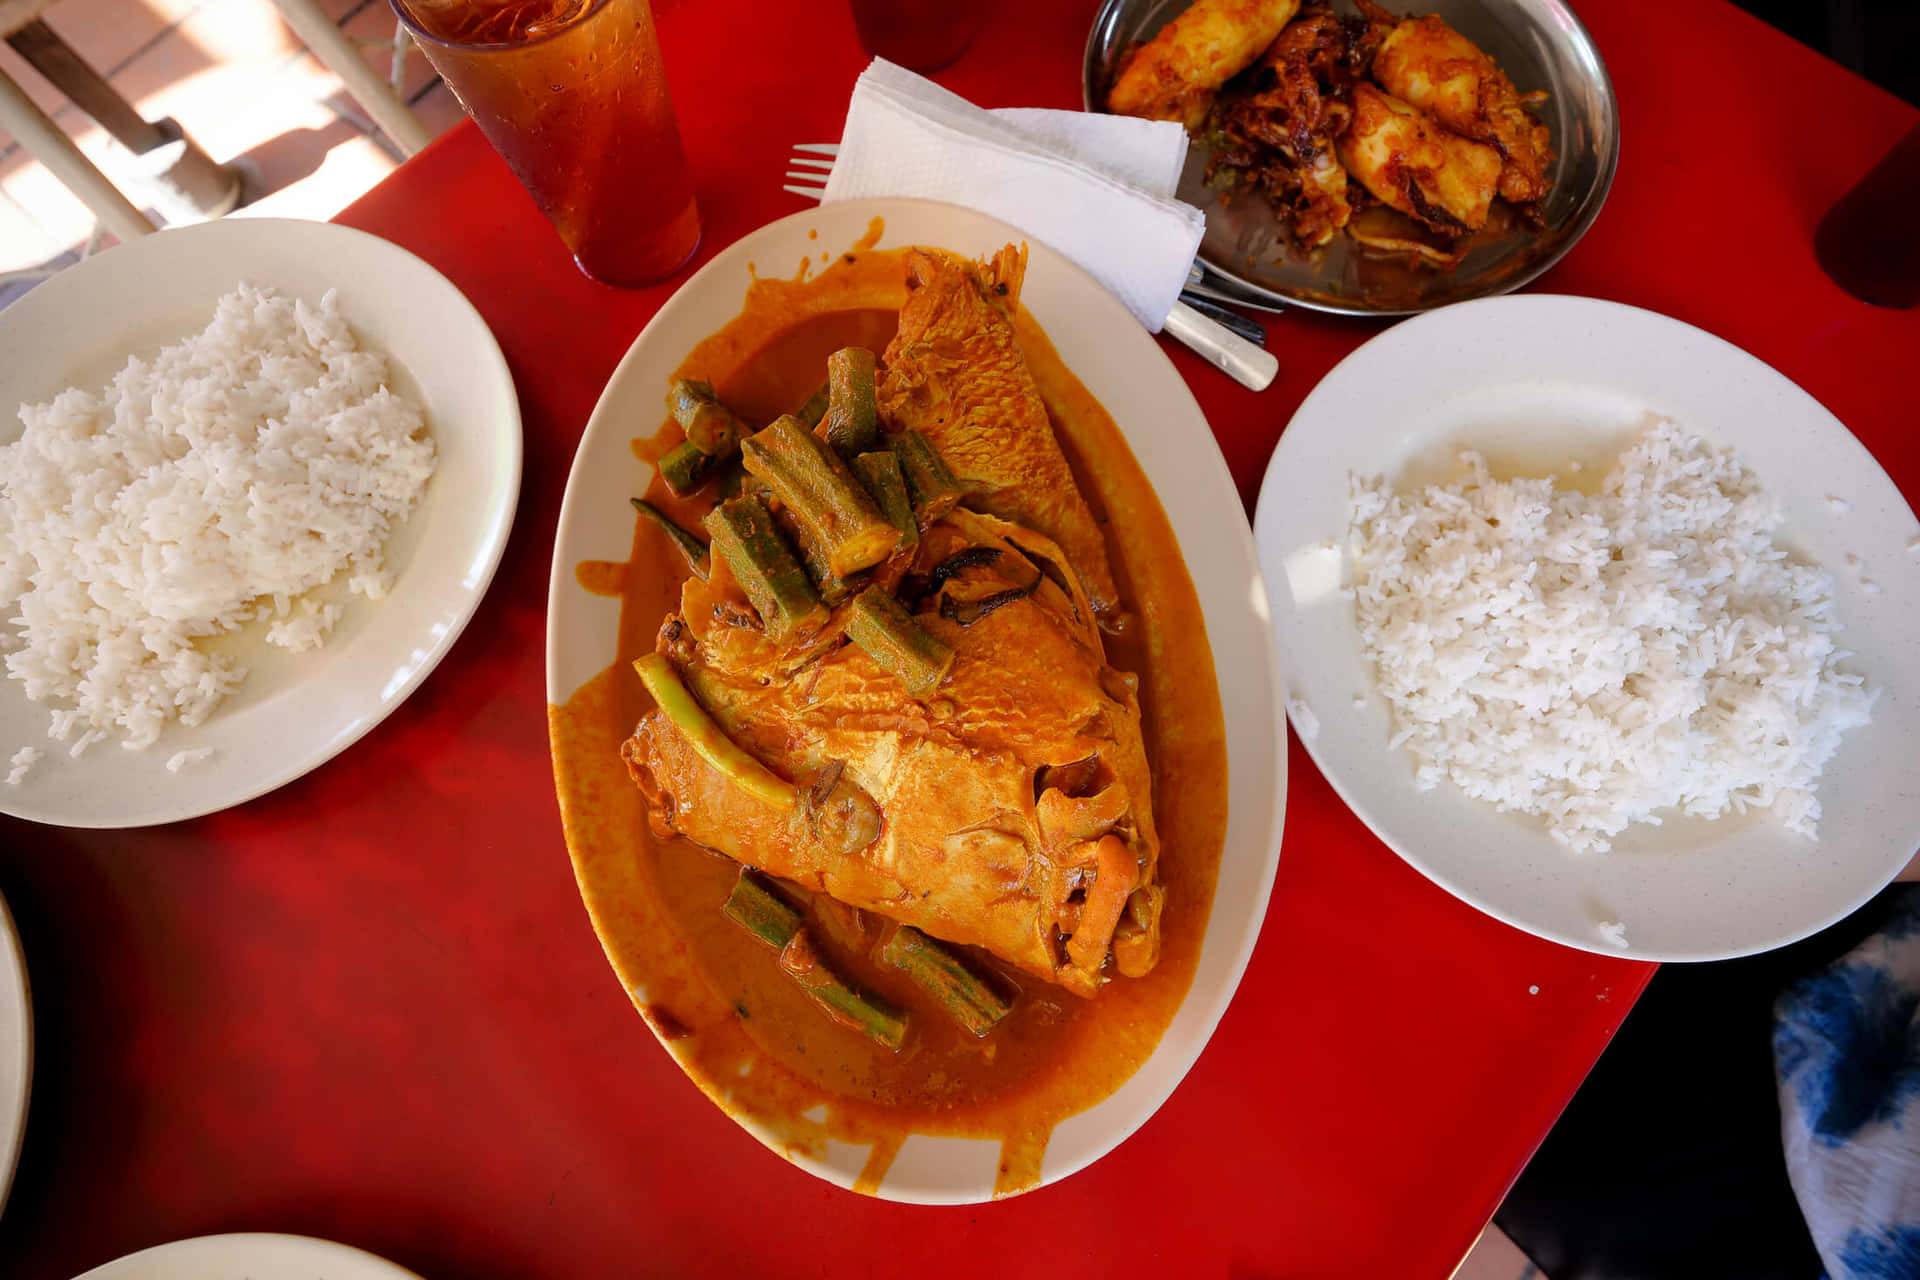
0,283,435,753
1349,420,1872,853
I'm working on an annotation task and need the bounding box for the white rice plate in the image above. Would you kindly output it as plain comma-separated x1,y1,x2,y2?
0,284,435,754
1349,420,1873,853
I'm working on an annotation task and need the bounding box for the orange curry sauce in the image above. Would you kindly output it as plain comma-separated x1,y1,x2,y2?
550,220,1229,1196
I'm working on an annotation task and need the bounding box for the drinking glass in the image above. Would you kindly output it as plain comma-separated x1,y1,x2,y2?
393,0,701,287
847,0,980,72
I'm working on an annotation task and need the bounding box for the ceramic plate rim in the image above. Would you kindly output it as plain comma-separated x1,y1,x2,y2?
0,217,521,829
1253,292,1920,962
73,1232,423,1279
0,890,29,1219
545,196,1286,1202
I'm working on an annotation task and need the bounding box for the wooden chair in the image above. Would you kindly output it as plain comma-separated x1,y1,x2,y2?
0,0,430,245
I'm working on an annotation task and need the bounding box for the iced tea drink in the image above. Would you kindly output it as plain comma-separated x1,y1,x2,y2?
394,0,701,286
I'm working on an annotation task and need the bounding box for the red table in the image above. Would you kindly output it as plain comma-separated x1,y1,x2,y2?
2,1,1915,1276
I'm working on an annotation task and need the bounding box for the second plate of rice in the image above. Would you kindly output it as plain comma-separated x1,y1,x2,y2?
0,218,519,828
1254,295,1920,961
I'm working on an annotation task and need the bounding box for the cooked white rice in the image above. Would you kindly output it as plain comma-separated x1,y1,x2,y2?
5,746,38,785
165,746,215,772
0,284,435,752
1349,420,1873,853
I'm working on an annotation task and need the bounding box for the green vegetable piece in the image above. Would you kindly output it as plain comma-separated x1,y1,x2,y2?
702,497,828,644
880,925,1013,1037
890,430,967,522
823,348,879,455
630,498,709,578
851,450,918,549
845,586,954,697
794,380,830,429
723,869,909,1050
667,378,751,457
659,440,713,497
779,928,908,1050
631,654,795,812
793,528,858,607
724,869,804,949
741,415,901,578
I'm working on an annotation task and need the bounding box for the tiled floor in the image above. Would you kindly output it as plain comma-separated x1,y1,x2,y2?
0,0,463,296
1456,1224,1542,1280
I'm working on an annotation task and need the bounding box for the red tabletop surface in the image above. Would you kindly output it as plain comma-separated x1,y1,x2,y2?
3,0,1916,1276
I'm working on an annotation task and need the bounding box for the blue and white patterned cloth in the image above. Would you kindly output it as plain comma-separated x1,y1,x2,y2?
1776,885,1920,1280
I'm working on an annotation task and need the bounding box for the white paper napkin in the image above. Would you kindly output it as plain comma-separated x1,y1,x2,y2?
819,59,1206,332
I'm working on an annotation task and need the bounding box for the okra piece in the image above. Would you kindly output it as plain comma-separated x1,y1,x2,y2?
659,440,713,497
740,415,901,578
795,530,858,607
823,347,879,455
851,450,918,549
667,378,751,457
723,868,804,950
719,460,768,501
778,929,909,1050
880,925,1013,1037
631,654,795,811
716,458,746,501
845,586,954,697
723,870,909,1050
702,497,828,643
630,498,709,579
666,377,711,423
890,430,967,522
794,380,830,429
763,491,856,605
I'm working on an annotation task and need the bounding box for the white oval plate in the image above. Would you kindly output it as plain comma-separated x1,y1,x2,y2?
0,218,520,828
74,1233,422,1280
0,889,29,1219
1254,294,1920,962
547,198,1286,1201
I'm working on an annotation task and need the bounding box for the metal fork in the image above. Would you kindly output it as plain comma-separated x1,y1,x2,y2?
784,144,1278,392
789,146,1286,316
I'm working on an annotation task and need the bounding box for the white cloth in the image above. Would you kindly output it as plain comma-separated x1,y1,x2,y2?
819,58,1206,332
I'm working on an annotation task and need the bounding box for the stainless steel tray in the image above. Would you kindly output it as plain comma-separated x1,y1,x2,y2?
1082,0,1620,316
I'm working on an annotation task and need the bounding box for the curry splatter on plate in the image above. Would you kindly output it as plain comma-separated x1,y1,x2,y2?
545,200,1285,1203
